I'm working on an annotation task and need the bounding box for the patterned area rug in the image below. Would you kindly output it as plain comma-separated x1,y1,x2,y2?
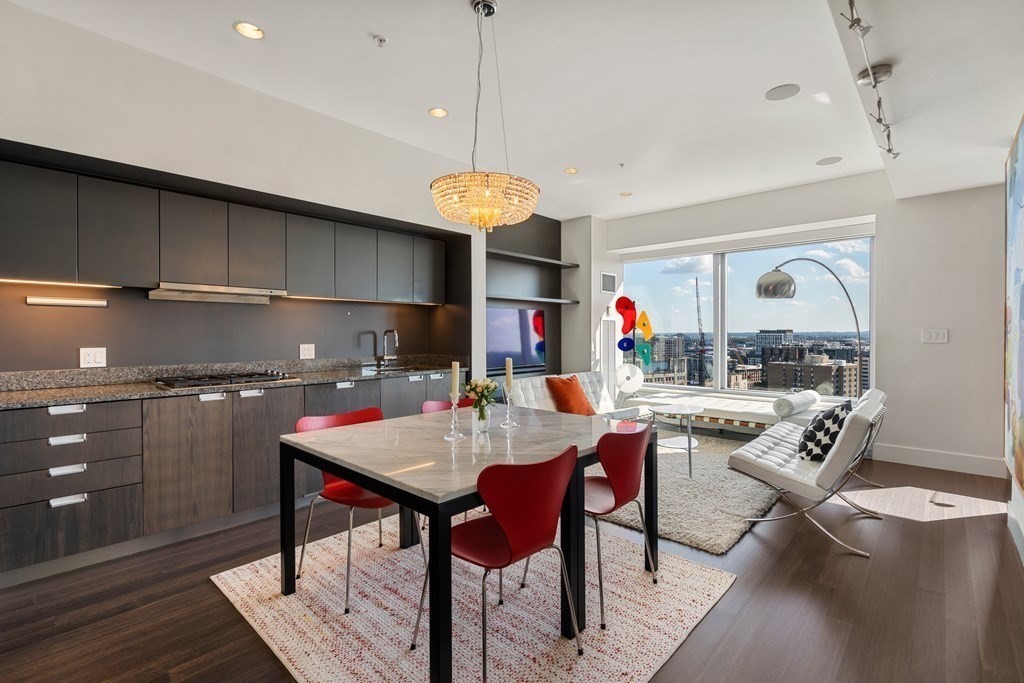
599,434,780,555
211,516,734,682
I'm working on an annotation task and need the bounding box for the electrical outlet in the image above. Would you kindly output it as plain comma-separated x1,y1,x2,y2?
299,343,315,359
921,329,949,344
79,347,107,368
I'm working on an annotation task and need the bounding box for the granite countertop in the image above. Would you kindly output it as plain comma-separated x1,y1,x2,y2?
0,363,463,411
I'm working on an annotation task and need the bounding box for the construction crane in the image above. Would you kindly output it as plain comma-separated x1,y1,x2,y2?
695,277,708,386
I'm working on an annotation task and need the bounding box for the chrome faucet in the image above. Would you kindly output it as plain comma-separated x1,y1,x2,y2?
381,329,399,366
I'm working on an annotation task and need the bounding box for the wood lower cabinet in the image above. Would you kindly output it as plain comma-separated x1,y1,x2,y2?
231,386,316,511
303,379,381,417
142,393,233,535
381,374,428,418
425,370,467,402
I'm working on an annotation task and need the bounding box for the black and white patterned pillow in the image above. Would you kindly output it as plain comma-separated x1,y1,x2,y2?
798,401,852,462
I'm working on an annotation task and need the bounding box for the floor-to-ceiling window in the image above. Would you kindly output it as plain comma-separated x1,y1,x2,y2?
623,236,872,398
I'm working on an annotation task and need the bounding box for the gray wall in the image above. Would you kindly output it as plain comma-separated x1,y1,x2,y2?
0,283,435,371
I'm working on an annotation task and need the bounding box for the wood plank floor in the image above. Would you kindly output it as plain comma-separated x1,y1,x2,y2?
1,459,1022,682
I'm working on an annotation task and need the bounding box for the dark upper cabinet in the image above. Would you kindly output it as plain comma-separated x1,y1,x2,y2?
78,177,160,287
377,231,414,303
286,214,335,298
0,161,77,282
381,374,428,418
413,236,446,304
335,223,378,300
228,204,286,291
159,191,229,285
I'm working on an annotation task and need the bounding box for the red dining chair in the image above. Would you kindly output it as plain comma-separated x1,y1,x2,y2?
584,422,655,630
421,397,474,413
296,406,423,615
411,446,584,680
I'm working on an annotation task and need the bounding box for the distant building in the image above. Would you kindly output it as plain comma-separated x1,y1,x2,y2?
766,354,859,397
761,344,809,363
755,329,794,354
728,364,763,389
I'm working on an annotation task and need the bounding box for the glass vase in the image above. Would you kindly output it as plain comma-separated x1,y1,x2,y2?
475,405,491,433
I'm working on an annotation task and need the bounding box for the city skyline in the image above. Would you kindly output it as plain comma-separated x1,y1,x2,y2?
622,237,871,335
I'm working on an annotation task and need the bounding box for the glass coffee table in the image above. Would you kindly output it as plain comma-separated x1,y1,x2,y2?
650,402,704,478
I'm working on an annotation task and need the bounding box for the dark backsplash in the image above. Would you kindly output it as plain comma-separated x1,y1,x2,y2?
0,283,453,373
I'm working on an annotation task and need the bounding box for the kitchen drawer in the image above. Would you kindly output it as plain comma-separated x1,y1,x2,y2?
0,455,142,509
0,401,141,444
0,483,143,572
0,428,142,476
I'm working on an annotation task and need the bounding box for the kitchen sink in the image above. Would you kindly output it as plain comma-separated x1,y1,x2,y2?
361,366,411,375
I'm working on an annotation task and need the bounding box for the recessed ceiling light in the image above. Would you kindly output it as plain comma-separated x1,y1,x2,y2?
233,21,264,40
563,167,579,175
764,83,801,101
428,107,449,118
816,156,843,166
619,191,633,197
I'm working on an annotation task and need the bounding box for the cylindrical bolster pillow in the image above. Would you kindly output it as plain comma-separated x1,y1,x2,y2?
773,390,820,418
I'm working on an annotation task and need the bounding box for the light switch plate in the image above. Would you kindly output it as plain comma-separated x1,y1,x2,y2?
79,347,107,367
921,329,949,344
299,343,315,359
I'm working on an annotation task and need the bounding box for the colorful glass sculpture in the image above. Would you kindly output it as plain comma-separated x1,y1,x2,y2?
636,310,654,341
614,296,637,334
617,337,635,352
532,310,546,360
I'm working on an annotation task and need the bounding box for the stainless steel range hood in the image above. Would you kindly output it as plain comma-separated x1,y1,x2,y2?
148,282,286,305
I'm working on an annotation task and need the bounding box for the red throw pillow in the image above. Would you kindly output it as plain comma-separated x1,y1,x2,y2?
546,376,597,416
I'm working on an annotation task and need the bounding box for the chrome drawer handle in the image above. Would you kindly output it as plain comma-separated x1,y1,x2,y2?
49,463,88,477
429,373,444,380
49,492,88,508
336,381,355,389
48,433,87,447
408,376,423,382
48,404,86,415
199,392,227,402
239,389,264,398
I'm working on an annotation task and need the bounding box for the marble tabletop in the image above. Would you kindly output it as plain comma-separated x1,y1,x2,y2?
281,407,647,504
650,402,705,417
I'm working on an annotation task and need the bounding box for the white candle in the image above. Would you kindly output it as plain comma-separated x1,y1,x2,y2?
451,362,459,396
505,357,513,389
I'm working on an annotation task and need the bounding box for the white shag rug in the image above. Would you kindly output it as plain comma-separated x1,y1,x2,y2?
212,515,734,682
600,435,780,555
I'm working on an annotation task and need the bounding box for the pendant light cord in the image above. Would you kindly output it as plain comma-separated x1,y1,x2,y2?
471,12,483,173
491,17,511,174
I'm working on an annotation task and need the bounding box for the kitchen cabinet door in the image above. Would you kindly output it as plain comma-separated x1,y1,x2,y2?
377,231,414,302
232,386,313,511
413,236,446,304
0,160,77,282
142,393,233,535
159,191,229,286
228,204,286,290
381,374,427,418
78,176,159,287
303,379,381,417
286,214,335,298
425,370,466,402
335,223,378,300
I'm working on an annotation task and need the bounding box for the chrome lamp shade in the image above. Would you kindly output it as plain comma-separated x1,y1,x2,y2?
755,268,797,299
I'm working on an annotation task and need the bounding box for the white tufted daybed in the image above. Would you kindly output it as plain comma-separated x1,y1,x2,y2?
727,389,888,557
507,371,645,420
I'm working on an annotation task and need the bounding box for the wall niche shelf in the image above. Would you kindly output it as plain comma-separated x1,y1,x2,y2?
485,248,579,270
487,294,579,305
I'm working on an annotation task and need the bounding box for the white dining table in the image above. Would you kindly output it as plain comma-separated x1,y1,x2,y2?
278,406,659,683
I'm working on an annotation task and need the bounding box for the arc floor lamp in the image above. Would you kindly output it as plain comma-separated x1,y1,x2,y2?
755,257,863,399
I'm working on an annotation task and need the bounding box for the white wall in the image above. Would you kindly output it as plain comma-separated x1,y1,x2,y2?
608,172,1007,478
0,2,489,374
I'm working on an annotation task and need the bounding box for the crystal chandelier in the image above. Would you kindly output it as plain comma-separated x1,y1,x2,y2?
430,0,539,232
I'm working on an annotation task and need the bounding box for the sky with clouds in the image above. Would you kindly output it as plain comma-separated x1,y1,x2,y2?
622,238,871,335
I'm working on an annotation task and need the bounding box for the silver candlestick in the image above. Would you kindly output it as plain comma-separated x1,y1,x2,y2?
443,392,466,441
500,390,518,429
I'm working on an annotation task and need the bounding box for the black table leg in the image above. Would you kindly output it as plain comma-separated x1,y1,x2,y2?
280,444,296,595
399,505,421,549
560,459,586,637
428,507,453,683
643,436,659,573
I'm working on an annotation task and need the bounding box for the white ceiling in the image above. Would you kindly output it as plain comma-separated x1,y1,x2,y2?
9,0,1014,221
828,0,1024,199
